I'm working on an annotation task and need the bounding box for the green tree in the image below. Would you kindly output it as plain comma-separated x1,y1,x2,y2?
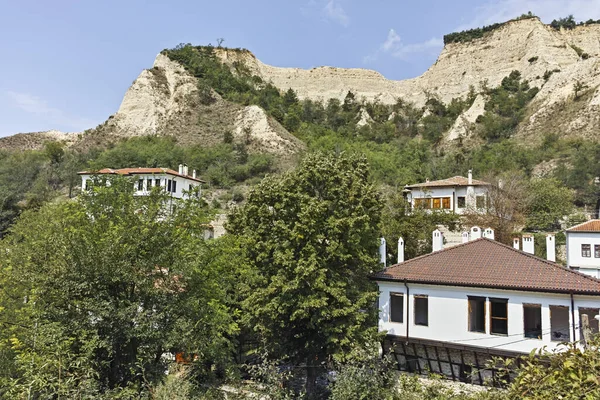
0,177,236,396
526,178,573,231
228,152,383,396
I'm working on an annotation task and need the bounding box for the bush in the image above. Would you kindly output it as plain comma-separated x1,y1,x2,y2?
528,56,538,63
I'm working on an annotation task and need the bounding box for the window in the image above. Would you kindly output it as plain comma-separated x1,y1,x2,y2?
155,178,161,187
582,244,591,258
147,178,152,189
490,298,508,335
172,180,177,193
414,198,431,209
442,197,451,209
476,195,486,209
414,295,428,326
550,305,570,342
579,308,600,340
457,196,466,208
468,296,486,333
595,245,600,258
167,179,172,192
138,179,144,191
390,293,404,323
189,184,193,192
432,198,441,209
523,304,542,339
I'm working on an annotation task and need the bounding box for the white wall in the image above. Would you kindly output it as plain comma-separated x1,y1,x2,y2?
408,186,489,215
566,231,600,273
377,281,600,354
81,174,201,199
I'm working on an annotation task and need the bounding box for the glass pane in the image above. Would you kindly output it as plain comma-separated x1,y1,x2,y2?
491,318,507,335
415,297,428,326
390,294,403,323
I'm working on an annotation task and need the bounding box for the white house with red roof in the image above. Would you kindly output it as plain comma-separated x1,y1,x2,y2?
566,220,600,278
78,165,204,200
404,170,490,214
372,231,600,384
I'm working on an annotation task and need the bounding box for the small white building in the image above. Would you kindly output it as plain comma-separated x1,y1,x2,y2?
373,233,600,384
566,220,600,278
404,170,490,214
78,165,204,200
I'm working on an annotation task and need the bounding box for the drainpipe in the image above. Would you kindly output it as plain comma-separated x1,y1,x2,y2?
404,279,410,343
571,292,576,342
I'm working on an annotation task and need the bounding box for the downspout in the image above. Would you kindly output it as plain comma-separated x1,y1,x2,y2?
571,292,576,342
404,279,410,343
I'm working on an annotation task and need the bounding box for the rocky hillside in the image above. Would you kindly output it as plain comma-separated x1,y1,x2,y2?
1,16,599,151
214,17,599,141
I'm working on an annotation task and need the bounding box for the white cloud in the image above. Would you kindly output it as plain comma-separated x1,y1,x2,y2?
323,0,350,27
382,29,401,52
364,29,443,63
5,91,94,132
458,0,600,31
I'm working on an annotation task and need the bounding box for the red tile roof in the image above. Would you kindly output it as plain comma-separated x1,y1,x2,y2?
78,168,204,183
372,238,600,295
566,220,600,232
406,176,489,189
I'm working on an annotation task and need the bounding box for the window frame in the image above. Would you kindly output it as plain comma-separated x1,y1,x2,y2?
457,196,466,208
595,244,600,258
550,305,570,342
467,296,486,333
172,180,177,193
523,303,542,339
489,298,508,336
582,244,591,258
390,292,404,323
138,179,144,191
414,295,429,326
155,178,161,187
441,197,451,209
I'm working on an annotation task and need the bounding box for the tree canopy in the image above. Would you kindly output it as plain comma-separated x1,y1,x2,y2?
228,152,382,395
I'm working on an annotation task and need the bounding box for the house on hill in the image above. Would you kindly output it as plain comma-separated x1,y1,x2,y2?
403,170,490,214
372,233,600,384
78,165,204,200
566,220,600,278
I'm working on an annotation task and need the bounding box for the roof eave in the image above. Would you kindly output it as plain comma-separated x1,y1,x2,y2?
371,276,600,296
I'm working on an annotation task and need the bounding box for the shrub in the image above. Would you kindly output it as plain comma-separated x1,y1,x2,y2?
528,56,538,63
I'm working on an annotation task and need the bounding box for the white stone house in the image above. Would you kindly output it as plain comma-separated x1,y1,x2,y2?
566,220,600,278
78,165,204,199
403,170,490,214
372,231,600,384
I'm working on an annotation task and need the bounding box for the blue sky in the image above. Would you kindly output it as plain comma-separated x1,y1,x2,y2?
1,0,599,137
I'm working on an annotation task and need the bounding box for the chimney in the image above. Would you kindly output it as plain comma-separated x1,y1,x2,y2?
397,237,404,263
483,228,495,240
432,229,444,252
192,169,197,179
470,226,481,240
178,164,184,174
183,164,188,176
546,234,556,262
379,238,387,267
468,169,473,185
513,238,520,250
522,235,534,255
462,231,470,243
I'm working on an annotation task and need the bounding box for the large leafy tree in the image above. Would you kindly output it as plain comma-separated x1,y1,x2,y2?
0,177,236,397
228,152,382,395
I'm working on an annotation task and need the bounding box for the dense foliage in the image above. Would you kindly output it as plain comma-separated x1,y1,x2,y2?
0,177,242,397
228,152,382,396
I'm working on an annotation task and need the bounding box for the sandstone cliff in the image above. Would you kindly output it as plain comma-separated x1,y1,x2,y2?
214,17,599,140
2,17,599,150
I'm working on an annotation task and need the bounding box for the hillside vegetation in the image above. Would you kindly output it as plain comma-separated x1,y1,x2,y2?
0,42,599,238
